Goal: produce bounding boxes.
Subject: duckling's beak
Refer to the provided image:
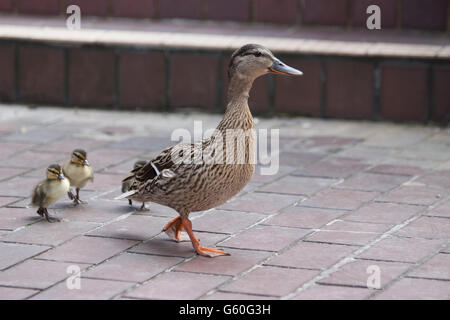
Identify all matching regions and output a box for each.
[58,173,65,180]
[83,159,89,166]
[269,58,303,76]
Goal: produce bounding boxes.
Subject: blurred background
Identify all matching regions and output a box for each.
[0,0,448,124]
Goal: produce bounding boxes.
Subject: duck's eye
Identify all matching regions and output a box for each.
[254,52,262,57]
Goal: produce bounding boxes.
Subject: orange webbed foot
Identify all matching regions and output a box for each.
[163,216,189,242]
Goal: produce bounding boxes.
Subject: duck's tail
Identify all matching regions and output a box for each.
[114,190,137,200]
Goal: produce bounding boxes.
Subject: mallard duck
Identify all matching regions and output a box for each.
[31,164,70,222]
[63,149,94,204]
[121,160,148,210]
[117,44,302,257]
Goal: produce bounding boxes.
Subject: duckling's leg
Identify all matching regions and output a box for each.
[138,202,150,211]
[42,208,60,223]
[181,217,229,257]
[68,191,75,201]
[74,188,87,204]
[163,216,189,242]
[128,199,133,206]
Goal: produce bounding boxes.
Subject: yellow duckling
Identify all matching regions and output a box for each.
[31,164,70,222]
[122,160,148,210]
[63,149,94,204]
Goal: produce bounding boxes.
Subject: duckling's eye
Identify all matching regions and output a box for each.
[254,52,262,57]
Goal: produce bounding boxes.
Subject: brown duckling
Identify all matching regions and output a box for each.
[31,164,70,222]
[121,160,148,210]
[63,149,94,204]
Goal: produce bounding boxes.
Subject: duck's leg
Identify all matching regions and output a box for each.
[163,216,189,242]
[181,217,229,257]
[138,202,150,211]
[43,208,60,223]
[128,199,133,206]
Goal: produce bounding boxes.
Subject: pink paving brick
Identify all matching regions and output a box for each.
[264,206,345,229]
[408,254,450,280]
[175,248,271,276]
[267,241,357,270]
[37,236,138,264]
[374,278,450,300]
[38,138,106,154]
[426,199,450,218]
[192,210,265,234]
[0,286,39,300]
[293,157,369,179]
[219,192,301,214]
[0,151,63,170]
[83,173,121,192]
[336,172,409,192]
[292,284,372,300]
[322,220,391,233]
[221,266,318,297]
[202,291,269,300]
[125,271,230,300]
[0,142,35,158]
[86,148,142,170]
[58,200,134,223]
[416,170,450,189]
[0,196,22,207]
[83,252,183,282]
[301,189,378,211]
[344,202,424,225]
[319,259,411,289]
[2,220,99,246]
[87,215,168,241]
[258,175,337,196]
[279,151,325,168]
[305,230,379,246]
[376,185,446,206]
[220,225,310,251]
[129,233,228,258]
[0,242,50,270]
[31,278,133,300]
[367,164,426,176]
[395,216,450,240]
[0,259,90,289]
[0,167,29,182]
[358,236,444,263]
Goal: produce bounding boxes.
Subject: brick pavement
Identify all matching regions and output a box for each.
[0,104,449,300]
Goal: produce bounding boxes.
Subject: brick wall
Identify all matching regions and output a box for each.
[0,41,448,124]
[0,0,449,32]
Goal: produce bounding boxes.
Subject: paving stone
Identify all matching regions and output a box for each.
[367,164,426,176]
[358,236,444,263]
[125,271,230,300]
[221,266,318,297]
[278,152,325,168]
[267,241,356,270]
[292,157,369,179]
[416,170,450,189]
[0,242,50,270]
[0,142,35,158]
[0,259,90,289]
[38,138,106,154]
[301,189,378,211]
[258,175,337,196]
[250,166,296,183]
[319,259,411,289]
[335,146,393,164]
[129,233,228,258]
[264,206,345,229]
[408,254,450,280]
[219,192,301,214]
[376,185,446,206]
[395,216,450,239]
[0,207,42,230]
[0,286,39,300]
[220,225,310,252]
[374,278,450,300]
[305,230,379,246]
[0,151,63,169]
[2,220,99,246]
[87,215,167,241]
[0,196,23,207]
[37,236,138,264]
[3,129,65,144]
[344,202,424,225]
[336,173,409,192]
[426,199,450,218]
[322,220,391,233]
[83,252,182,282]
[31,278,133,300]
[192,210,264,234]
[0,167,29,182]
[175,248,270,276]
[58,200,134,223]
[111,136,172,151]
[87,149,143,170]
[292,284,372,300]
[202,291,270,300]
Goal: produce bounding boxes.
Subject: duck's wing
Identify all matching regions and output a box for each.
[31,181,46,207]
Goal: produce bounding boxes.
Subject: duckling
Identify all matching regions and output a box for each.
[31,164,70,222]
[117,44,302,257]
[63,149,94,205]
[122,160,148,210]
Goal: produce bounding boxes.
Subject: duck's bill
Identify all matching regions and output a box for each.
[269,58,303,76]
[58,173,65,180]
[83,159,89,166]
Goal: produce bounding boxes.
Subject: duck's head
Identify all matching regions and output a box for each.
[71,148,89,166]
[47,164,65,180]
[228,44,303,79]
[133,160,147,170]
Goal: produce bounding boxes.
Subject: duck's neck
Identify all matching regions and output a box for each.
[218,74,255,131]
